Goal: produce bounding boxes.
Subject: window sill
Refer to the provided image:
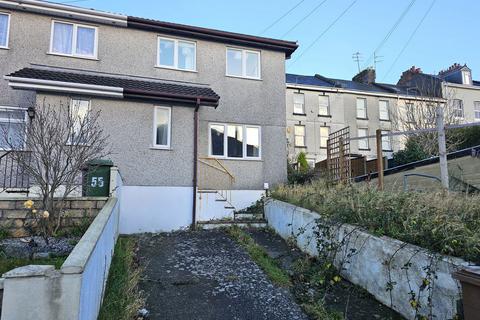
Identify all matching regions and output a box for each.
[47,52,99,61]
[155,65,198,73]
[358,148,371,151]
[382,149,393,152]
[294,146,307,149]
[293,113,306,116]
[318,114,332,118]
[208,156,262,162]
[225,74,262,81]
[379,119,391,122]
[0,46,10,50]
[150,146,172,151]
[356,117,369,121]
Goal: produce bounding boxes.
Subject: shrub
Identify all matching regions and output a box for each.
[392,138,429,167]
[272,181,480,264]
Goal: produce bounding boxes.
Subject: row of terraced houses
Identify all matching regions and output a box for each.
[0,0,478,232]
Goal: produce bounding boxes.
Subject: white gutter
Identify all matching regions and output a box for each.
[286,83,447,103]
[5,76,124,98]
[0,0,127,26]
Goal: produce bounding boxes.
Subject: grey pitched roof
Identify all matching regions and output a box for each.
[7,67,220,106]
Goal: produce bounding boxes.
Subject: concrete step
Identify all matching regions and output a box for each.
[197,219,267,230]
[234,213,264,220]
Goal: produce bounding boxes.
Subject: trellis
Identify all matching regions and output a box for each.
[326,127,351,183]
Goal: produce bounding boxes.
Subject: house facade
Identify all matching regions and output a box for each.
[286,69,423,165]
[0,0,297,232]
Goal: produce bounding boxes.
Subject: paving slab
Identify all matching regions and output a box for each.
[137,230,308,320]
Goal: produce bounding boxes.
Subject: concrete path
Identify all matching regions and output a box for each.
[137,230,308,320]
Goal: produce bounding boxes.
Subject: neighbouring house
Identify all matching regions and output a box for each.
[0,0,298,232]
[398,63,480,123]
[285,68,440,165]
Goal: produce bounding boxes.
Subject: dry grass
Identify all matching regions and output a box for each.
[272,181,480,263]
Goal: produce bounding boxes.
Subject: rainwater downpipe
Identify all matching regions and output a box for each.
[191,98,200,230]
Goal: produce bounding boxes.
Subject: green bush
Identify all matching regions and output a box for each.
[272,181,480,264]
[392,138,429,167]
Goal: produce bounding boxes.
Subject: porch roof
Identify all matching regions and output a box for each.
[5,67,220,107]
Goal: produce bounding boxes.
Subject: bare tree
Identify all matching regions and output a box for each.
[391,77,464,156]
[1,98,110,238]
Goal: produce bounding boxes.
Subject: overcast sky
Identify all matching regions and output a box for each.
[59,0,478,84]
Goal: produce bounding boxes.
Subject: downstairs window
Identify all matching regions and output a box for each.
[209,123,261,159]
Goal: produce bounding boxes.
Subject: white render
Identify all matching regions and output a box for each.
[265,199,472,320]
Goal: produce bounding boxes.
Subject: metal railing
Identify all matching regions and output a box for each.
[0,151,32,191]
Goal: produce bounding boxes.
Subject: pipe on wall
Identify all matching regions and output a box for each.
[191,99,200,230]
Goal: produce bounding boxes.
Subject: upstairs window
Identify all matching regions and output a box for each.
[356,98,367,119]
[475,101,480,120]
[358,128,369,150]
[452,99,464,118]
[294,125,305,147]
[153,106,171,149]
[226,48,260,79]
[293,93,305,114]
[157,37,196,71]
[0,13,10,48]
[379,100,390,121]
[0,107,26,150]
[209,123,261,159]
[50,21,97,58]
[462,70,471,85]
[406,103,415,123]
[318,95,330,116]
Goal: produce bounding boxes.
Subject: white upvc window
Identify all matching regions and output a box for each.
[294,125,305,147]
[318,95,330,116]
[382,130,392,151]
[452,99,464,118]
[69,99,90,145]
[462,71,471,85]
[474,101,480,121]
[293,93,305,114]
[358,128,369,150]
[356,98,367,119]
[379,100,390,121]
[226,47,261,79]
[50,21,98,58]
[0,13,10,49]
[319,126,330,148]
[153,106,172,149]
[209,123,261,159]
[157,37,196,71]
[0,106,27,150]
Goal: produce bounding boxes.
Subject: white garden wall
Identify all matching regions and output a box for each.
[265,199,472,320]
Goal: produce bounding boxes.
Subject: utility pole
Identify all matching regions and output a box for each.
[436,107,449,190]
[352,52,362,73]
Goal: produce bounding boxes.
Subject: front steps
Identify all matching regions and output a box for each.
[197,219,267,230]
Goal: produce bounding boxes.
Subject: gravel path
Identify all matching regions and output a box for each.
[137,230,308,320]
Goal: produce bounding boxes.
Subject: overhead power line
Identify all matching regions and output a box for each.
[260,0,306,35]
[382,0,437,81]
[363,0,417,69]
[281,0,329,38]
[288,0,358,68]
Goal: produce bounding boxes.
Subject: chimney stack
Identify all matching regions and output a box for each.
[397,66,422,86]
[352,68,376,85]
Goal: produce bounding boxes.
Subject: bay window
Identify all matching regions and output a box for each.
[0,13,10,48]
[50,21,97,58]
[209,123,261,159]
[157,37,196,71]
[226,48,260,79]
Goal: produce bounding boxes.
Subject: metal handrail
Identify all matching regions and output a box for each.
[403,173,442,191]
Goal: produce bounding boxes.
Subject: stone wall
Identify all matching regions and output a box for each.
[0,198,108,237]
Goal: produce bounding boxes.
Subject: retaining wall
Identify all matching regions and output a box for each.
[265,199,473,320]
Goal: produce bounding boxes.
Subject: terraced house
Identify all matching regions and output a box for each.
[0,0,298,232]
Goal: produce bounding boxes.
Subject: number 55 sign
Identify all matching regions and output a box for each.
[90,176,105,188]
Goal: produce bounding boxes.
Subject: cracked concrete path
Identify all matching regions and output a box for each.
[137,230,308,320]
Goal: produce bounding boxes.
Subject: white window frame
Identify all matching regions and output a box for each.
[226,47,261,80]
[462,71,471,85]
[49,20,98,59]
[319,126,330,149]
[356,98,367,119]
[0,106,27,151]
[0,12,10,49]
[208,123,262,160]
[152,106,172,149]
[294,125,306,148]
[381,130,392,151]
[379,100,390,121]
[452,99,464,118]
[156,36,197,72]
[318,94,330,116]
[293,92,305,115]
[358,128,369,150]
[474,101,480,121]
